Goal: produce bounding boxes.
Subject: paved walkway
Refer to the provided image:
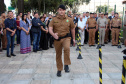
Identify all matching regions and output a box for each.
[0,43,125,84]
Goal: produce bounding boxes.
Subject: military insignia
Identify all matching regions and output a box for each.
[66,19,69,22]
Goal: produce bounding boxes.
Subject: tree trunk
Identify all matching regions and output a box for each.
[18,0,24,14]
[0,0,5,13]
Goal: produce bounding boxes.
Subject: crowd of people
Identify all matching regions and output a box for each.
[0,10,123,57]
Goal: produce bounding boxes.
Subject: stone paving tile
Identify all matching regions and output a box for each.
[89,73,110,79]
[7,80,31,84]
[10,74,33,80]
[20,64,37,69]
[35,69,50,74]
[107,73,122,79]
[33,74,51,80]
[30,80,50,84]
[17,69,34,74]
[3,64,21,69]
[0,69,18,74]
[51,79,73,84]
[0,74,12,84]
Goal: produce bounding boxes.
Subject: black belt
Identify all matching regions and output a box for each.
[55,33,71,41]
[88,27,96,29]
[112,26,120,29]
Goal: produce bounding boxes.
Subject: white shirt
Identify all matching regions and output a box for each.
[78,20,85,31]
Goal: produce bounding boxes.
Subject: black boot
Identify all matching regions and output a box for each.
[64,65,70,73]
[11,53,16,56]
[7,55,11,58]
[57,71,61,77]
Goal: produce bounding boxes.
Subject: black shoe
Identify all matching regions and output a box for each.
[11,53,16,56]
[33,50,37,52]
[3,48,7,50]
[89,45,91,47]
[7,55,11,58]
[112,45,115,46]
[85,42,87,44]
[37,49,42,51]
[57,71,61,77]
[64,65,70,73]
[50,46,54,48]
[104,42,108,44]
[92,45,96,47]
[102,44,105,46]
[0,49,2,52]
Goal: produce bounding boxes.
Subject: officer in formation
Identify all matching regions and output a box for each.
[97,12,108,46]
[110,13,122,46]
[49,5,75,77]
[86,13,98,47]
[104,13,111,44]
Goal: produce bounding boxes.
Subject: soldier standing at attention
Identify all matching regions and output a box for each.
[86,13,98,47]
[104,13,110,44]
[110,13,122,46]
[49,5,75,77]
[97,12,108,46]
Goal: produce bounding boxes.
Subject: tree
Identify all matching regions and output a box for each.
[0,0,6,13]
[96,5,114,14]
[11,0,91,14]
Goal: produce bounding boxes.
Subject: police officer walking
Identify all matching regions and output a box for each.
[49,5,75,77]
[86,13,98,47]
[110,13,122,46]
[97,12,108,46]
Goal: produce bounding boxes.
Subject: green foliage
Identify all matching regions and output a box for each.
[11,0,91,13]
[96,5,113,14]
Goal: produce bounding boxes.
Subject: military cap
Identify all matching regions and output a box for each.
[58,5,66,10]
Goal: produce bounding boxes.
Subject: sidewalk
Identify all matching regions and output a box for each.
[0,43,125,84]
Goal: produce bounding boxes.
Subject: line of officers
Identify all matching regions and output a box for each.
[74,12,121,47]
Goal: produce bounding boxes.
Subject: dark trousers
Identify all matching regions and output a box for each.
[0,38,1,48]
[30,30,33,44]
[6,34,15,55]
[33,31,41,51]
[70,31,73,46]
[48,33,54,47]
[108,29,111,42]
[84,29,88,43]
[49,36,54,47]
[16,29,21,44]
[95,30,98,43]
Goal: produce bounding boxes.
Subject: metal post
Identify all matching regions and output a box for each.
[121,56,126,84]
[97,30,100,49]
[107,0,109,12]
[100,0,101,13]
[77,32,83,59]
[94,0,95,12]
[99,45,102,84]
[118,28,122,48]
[76,30,80,51]
[114,5,116,13]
